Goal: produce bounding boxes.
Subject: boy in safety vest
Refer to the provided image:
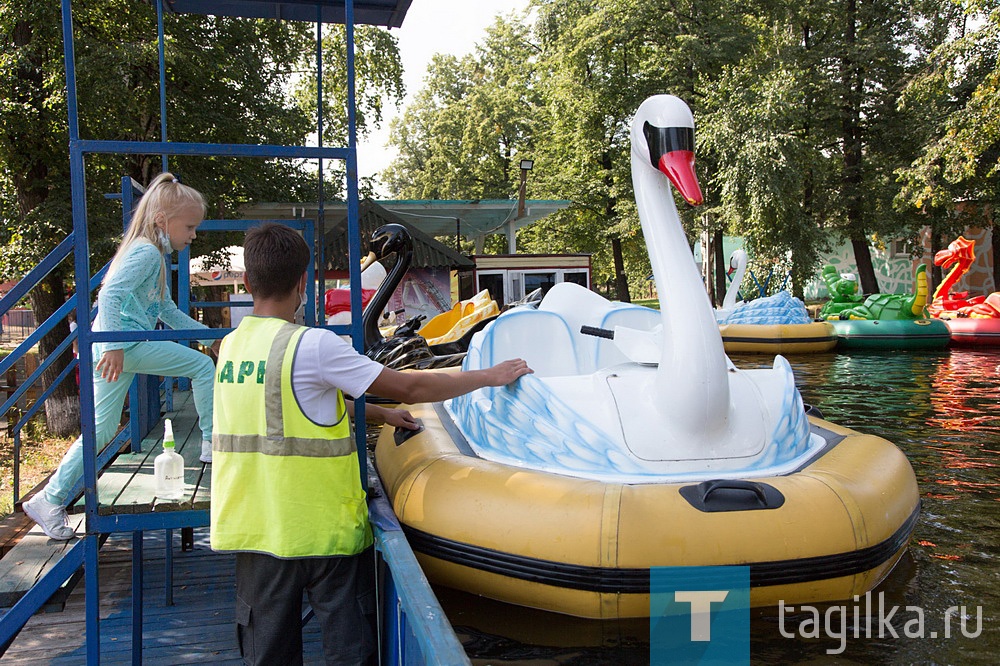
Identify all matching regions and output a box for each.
[211,223,531,665]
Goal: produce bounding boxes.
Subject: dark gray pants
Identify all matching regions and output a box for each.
[235,547,376,666]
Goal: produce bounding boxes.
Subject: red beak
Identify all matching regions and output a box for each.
[658,151,703,206]
[933,249,955,268]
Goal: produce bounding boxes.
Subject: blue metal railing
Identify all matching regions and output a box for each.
[0,237,110,508]
[369,474,471,665]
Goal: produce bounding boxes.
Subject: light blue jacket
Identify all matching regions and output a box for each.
[96,241,211,352]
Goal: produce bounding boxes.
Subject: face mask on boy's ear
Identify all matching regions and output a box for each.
[295,289,308,318]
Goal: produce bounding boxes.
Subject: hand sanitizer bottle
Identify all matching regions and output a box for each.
[154,419,185,500]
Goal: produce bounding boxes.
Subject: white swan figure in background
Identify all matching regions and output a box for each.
[450,95,816,481]
[716,249,748,322]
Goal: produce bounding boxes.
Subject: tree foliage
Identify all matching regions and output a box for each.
[897,1,1000,224]
[383,0,978,300]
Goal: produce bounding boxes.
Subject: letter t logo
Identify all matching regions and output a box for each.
[674,590,730,641]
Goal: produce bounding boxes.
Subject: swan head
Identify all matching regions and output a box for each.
[369,223,412,260]
[631,95,703,206]
[729,249,748,271]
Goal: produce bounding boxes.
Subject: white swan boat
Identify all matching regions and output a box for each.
[375,95,919,619]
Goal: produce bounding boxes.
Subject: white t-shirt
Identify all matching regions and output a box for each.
[290,328,384,425]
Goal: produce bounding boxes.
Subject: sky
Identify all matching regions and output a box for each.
[356,0,532,193]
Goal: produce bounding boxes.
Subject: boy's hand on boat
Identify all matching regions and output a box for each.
[97,349,125,382]
[490,359,533,385]
[383,408,420,430]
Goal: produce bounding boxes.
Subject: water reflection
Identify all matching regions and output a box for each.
[441,349,999,665]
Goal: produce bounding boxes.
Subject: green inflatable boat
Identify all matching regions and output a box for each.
[830,318,951,350]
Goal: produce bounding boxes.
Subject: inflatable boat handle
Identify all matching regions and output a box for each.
[580,325,615,339]
[679,479,786,512]
[393,419,424,446]
[702,479,768,504]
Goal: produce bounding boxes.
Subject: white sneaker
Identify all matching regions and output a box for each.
[23,493,76,541]
[200,439,213,464]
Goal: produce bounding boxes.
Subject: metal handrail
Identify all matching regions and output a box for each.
[0,235,76,317]
[0,265,106,378]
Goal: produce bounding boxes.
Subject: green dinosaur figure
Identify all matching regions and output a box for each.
[819,265,863,319]
[823,264,930,321]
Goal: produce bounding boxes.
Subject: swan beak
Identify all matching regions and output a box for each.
[658,151,703,206]
[360,251,378,271]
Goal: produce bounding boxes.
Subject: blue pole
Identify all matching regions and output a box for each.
[131,531,143,665]
[156,0,168,172]
[316,12,326,327]
[344,0,367,486]
[306,219,316,325]
[61,0,101,661]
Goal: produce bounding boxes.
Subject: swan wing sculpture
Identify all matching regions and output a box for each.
[449,95,816,482]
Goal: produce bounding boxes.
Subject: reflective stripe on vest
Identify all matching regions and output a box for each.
[210,316,372,558]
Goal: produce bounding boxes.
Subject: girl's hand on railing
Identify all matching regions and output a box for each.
[96,349,124,382]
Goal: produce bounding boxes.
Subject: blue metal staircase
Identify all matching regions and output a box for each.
[0,1,470,663]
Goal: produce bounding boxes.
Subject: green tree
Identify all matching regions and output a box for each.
[701,0,938,296]
[384,14,539,211]
[529,0,762,300]
[897,1,1000,287]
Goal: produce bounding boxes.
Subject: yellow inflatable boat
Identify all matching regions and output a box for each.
[373,96,918,621]
[420,289,500,346]
[719,321,838,354]
[376,403,918,619]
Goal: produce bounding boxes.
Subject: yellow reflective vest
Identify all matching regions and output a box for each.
[210,316,372,557]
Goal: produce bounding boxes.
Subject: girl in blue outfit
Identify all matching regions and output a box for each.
[24,173,218,540]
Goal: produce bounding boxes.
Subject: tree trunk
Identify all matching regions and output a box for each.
[790,247,806,300]
[930,230,942,295]
[28,272,80,438]
[611,236,630,302]
[842,0,877,294]
[713,228,726,306]
[851,238,880,295]
[992,226,999,293]
[600,148,630,303]
[9,16,80,438]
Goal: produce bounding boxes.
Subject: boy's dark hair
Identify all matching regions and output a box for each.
[244,223,310,298]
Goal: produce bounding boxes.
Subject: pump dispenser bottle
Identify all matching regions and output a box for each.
[154,419,185,500]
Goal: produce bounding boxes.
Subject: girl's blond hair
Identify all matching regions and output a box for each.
[105,172,206,298]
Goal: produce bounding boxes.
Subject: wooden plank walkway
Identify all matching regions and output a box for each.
[71,391,212,517]
[0,516,86,609]
[0,528,327,664]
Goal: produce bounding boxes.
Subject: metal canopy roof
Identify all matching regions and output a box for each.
[242,199,573,237]
[325,200,475,270]
[163,0,413,27]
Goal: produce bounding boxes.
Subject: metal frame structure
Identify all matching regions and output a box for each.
[0,1,469,663]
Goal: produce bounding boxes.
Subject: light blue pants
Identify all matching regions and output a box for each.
[44,341,215,506]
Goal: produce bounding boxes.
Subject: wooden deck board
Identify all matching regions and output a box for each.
[65,392,210,516]
[1,529,327,664]
[0,516,87,608]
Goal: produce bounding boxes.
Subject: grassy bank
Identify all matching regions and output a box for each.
[0,433,72,517]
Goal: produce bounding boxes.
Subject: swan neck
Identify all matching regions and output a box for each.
[362,246,412,349]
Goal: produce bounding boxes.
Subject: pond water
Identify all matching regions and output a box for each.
[438,348,999,665]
